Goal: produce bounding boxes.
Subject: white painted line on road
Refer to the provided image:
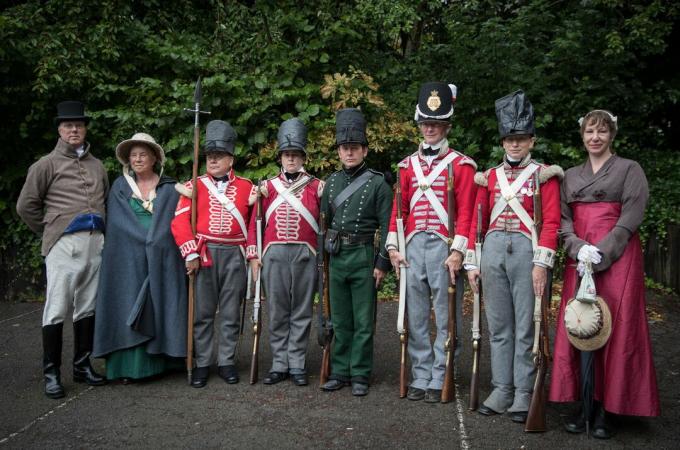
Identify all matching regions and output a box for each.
[455,383,471,450]
[0,386,93,445]
[0,307,42,325]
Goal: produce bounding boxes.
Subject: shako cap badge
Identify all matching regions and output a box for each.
[427,90,441,111]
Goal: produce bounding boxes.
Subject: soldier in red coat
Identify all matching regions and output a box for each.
[387,82,477,403]
[171,120,255,388]
[465,91,562,423]
[247,118,323,387]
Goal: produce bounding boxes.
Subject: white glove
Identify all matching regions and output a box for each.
[577,244,602,265]
[577,261,587,277]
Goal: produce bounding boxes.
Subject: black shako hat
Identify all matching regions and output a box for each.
[54,101,90,125]
[204,120,237,155]
[495,90,535,139]
[414,82,457,123]
[277,118,307,154]
[335,108,368,146]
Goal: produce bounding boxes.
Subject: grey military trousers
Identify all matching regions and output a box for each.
[406,232,464,391]
[194,243,247,368]
[262,244,316,374]
[480,231,536,413]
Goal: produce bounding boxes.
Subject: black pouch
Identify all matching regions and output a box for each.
[324,229,340,255]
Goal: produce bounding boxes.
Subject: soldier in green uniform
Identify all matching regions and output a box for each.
[320,108,393,397]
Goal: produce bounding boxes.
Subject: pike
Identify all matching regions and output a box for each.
[182,77,210,384]
[441,163,457,403]
[317,212,332,386]
[249,180,264,384]
[525,171,552,432]
[469,203,483,410]
[395,171,409,398]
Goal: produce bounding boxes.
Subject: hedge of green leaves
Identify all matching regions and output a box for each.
[1,0,678,298]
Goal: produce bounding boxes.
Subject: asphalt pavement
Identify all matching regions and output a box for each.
[1,290,677,449]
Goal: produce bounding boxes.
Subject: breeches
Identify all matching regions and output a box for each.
[43,231,104,326]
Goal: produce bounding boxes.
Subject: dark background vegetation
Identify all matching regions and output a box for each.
[1,0,678,299]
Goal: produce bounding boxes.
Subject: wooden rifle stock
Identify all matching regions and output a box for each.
[525,171,551,432]
[395,171,408,398]
[469,203,483,410]
[441,163,457,403]
[249,180,264,384]
[317,212,332,386]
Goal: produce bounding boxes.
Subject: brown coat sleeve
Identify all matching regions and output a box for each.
[16,158,53,234]
[560,172,589,261]
[594,160,648,272]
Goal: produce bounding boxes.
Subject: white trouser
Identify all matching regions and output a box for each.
[43,231,104,326]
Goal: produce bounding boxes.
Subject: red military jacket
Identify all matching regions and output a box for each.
[171,170,254,260]
[465,155,562,268]
[386,147,477,254]
[246,172,323,260]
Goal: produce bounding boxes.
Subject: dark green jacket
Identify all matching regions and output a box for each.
[321,163,393,272]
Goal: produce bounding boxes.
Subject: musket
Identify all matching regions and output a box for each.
[469,203,483,410]
[317,212,332,386]
[249,180,264,384]
[183,77,210,385]
[395,171,409,398]
[234,267,252,365]
[525,170,552,432]
[441,163,457,403]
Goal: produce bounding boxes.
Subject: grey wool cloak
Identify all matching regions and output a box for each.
[93,175,187,358]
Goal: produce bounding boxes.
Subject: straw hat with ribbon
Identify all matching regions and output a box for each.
[564,262,612,352]
[115,132,165,167]
[115,133,165,213]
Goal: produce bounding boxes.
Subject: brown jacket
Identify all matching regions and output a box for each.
[17,138,109,256]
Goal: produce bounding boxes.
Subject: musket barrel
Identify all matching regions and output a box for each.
[525,171,550,432]
[441,163,457,403]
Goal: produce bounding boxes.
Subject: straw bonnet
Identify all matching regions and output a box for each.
[564,295,612,352]
[115,132,165,166]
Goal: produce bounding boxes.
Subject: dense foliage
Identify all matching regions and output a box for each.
[1,0,678,298]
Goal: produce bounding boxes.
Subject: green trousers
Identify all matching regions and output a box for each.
[329,243,376,383]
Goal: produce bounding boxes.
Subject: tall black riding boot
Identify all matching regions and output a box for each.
[73,316,106,385]
[42,323,65,399]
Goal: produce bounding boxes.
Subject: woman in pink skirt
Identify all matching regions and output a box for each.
[549,110,660,439]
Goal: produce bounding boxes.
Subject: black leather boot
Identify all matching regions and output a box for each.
[73,316,106,386]
[564,407,587,434]
[592,403,612,439]
[43,323,65,399]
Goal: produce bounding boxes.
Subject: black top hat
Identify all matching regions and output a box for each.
[335,108,368,146]
[204,120,237,155]
[495,90,535,138]
[277,118,307,154]
[54,101,90,125]
[415,82,457,123]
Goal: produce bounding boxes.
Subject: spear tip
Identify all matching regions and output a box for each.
[194,77,202,103]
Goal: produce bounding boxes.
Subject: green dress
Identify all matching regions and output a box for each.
[105,198,182,380]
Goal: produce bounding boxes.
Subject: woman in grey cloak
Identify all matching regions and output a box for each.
[93,133,187,382]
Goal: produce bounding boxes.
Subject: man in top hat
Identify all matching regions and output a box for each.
[17,100,109,399]
[320,108,393,396]
[171,119,255,388]
[386,82,477,403]
[465,90,562,423]
[246,118,324,387]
